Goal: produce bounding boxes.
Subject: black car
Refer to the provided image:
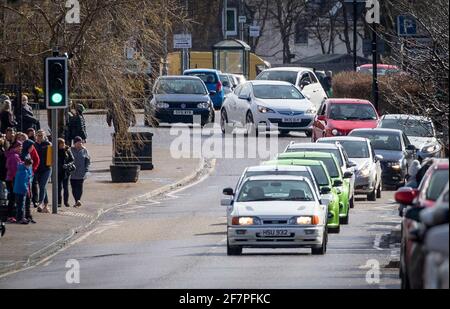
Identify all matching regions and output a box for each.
[349,128,417,188]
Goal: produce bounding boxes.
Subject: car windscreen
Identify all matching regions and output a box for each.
[220,74,231,86]
[256,71,298,85]
[156,79,207,95]
[244,171,314,188]
[237,180,315,202]
[253,85,305,100]
[185,72,218,85]
[339,141,370,159]
[310,158,340,178]
[350,131,402,151]
[287,148,343,166]
[329,104,378,121]
[426,170,450,201]
[308,165,330,187]
[381,119,434,138]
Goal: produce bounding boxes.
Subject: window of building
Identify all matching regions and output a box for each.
[295,22,309,45]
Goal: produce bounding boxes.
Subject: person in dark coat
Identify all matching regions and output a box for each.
[57,138,74,207]
[15,95,40,132]
[106,99,136,134]
[0,100,17,133]
[67,104,87,145]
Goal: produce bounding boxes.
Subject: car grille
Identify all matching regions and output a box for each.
[161,102,203,108]
[277,111,305,116]
[262,220,288,225]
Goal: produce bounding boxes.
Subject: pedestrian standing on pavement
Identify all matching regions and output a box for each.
[0,100,17,134]
[21,139,40,209]
[0,136,7,200]
[34,130,52,214]
[5,141,23,223]
[26,128,36,142]
[70,137,90,208]
[5,128,16,150]
[14,158,33,225]
[16,95,40,132]
[406,160,422,189]
[323,71,333,98]
[58,138,75,208]
[67,104,87,145]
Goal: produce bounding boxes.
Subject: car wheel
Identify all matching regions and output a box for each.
[245,112,257,137]
[350,195,355,209]
[279,130,290,137]
[220,111,232,135]
[227,239,242,256]
[312,229,328,255]
[329,225,340,234]
[367,187,377,201]
[340,214,349,225]
[376,181,382,199]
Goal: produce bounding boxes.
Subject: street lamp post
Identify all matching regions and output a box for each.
[353,0,358,71]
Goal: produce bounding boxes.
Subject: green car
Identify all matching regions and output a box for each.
[262,159,342,233]
[278,152,353,225]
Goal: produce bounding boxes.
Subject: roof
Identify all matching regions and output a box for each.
[351,128,404,135]
[381,114,432,122]
[160,75,202,80]
[184,69,221,74]
[213,39,251,50]
[278,152,336,159]
[262,67,313,73]
[249,80,294,86]
[243,175,309,182]
[326,98,373,105]
[263,159,324,167]
[318,137,368,143]
[246,165,310,172]
[288,143,339,150]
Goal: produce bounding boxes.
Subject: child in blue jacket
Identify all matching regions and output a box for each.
[14,158,33,225]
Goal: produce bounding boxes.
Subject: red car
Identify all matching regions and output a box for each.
[312,99,380,142]
[357,64,401,76]
[395,159,449,289]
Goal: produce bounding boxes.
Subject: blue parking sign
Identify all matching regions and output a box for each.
[397,15,417,36]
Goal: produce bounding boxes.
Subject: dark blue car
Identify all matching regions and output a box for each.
[183,69,225,109]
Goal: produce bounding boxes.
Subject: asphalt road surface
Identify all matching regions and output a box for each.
[0,116,401,289]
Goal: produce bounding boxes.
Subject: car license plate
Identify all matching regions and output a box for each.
[282,118,302,123]
[173,110,194,116]
[262,230,289,237]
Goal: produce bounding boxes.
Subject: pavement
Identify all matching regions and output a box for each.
[0,118,402,288]
[0,135,208,276]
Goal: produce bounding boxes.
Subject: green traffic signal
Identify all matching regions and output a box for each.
[51,93,63,104]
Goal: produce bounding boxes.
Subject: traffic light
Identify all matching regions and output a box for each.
[45,57,68,109]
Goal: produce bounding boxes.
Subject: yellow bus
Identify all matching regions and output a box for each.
[166,51,270,80]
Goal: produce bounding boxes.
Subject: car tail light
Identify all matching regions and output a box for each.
[216,81,222,93]
[395,187,419,205]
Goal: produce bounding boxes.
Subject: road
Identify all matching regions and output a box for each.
[0,115,401,289]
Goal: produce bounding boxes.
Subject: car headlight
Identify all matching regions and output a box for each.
[306,108,317,115]
[156,102,170,109]
[421,144,439,154]
[358,163,371,177]
[232,217,262,226]
[197,102,210,109]
[387,162,402,170]
[258,105,275,114]
[289,216,320,225]
[331,129,341,136]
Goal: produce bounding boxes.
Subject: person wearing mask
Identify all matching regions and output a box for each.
[0,100,17,133]
[14,158,33,225]
[58,138,75,208]
[34,130,52,213]
[67,104,87,145]
[70,137,90,208]
[5,141,23,223]
[21,138,40,210]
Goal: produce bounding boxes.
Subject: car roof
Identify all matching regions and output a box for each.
[326,98,373,105]
[351,128,403,135]
[318,137,368,143]
[381,114,432,122]
[249,80,295,86]
[244,175,310,182]
[263,159,324,167]
[288,142,340,150]
[159,75,202,80]
[262,67,313,73]
[279,152,336,159]
[246,165,310,172]
[184,69,221,74]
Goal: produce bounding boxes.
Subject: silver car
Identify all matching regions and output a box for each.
[222,175,328,256]
[317,137,383,201]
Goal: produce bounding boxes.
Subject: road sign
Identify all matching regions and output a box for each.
[174,34,192,49]
[397,15,417,37]
[238,16,247,23]
[45,57,68,109]
[249,26,260,38]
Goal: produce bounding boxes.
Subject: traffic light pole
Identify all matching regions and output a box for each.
[51,108,58,214]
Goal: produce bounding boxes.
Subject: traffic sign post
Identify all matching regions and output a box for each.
[174,34,192,72]
[45,55,68,214]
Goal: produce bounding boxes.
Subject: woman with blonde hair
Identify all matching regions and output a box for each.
[34,130,52,213]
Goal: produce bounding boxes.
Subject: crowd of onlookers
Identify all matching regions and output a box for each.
[0,94,91,225]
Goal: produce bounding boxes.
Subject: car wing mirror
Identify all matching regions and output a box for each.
[348,161,357,168]
[209,90,217,96]
[320,186,331,195]
[343,172,353,179]
[374,155,383,162]
[407,145,417,152]
[223,188,234,196]
[333,180,343,187]
[405,207,425,222]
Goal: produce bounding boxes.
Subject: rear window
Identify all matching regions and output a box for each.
[256,71,298,85]
[309,165,330,187]
[311,158,340,178]
[426,170,450,201]
[288,148,343,166]
[185,72,218,84]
